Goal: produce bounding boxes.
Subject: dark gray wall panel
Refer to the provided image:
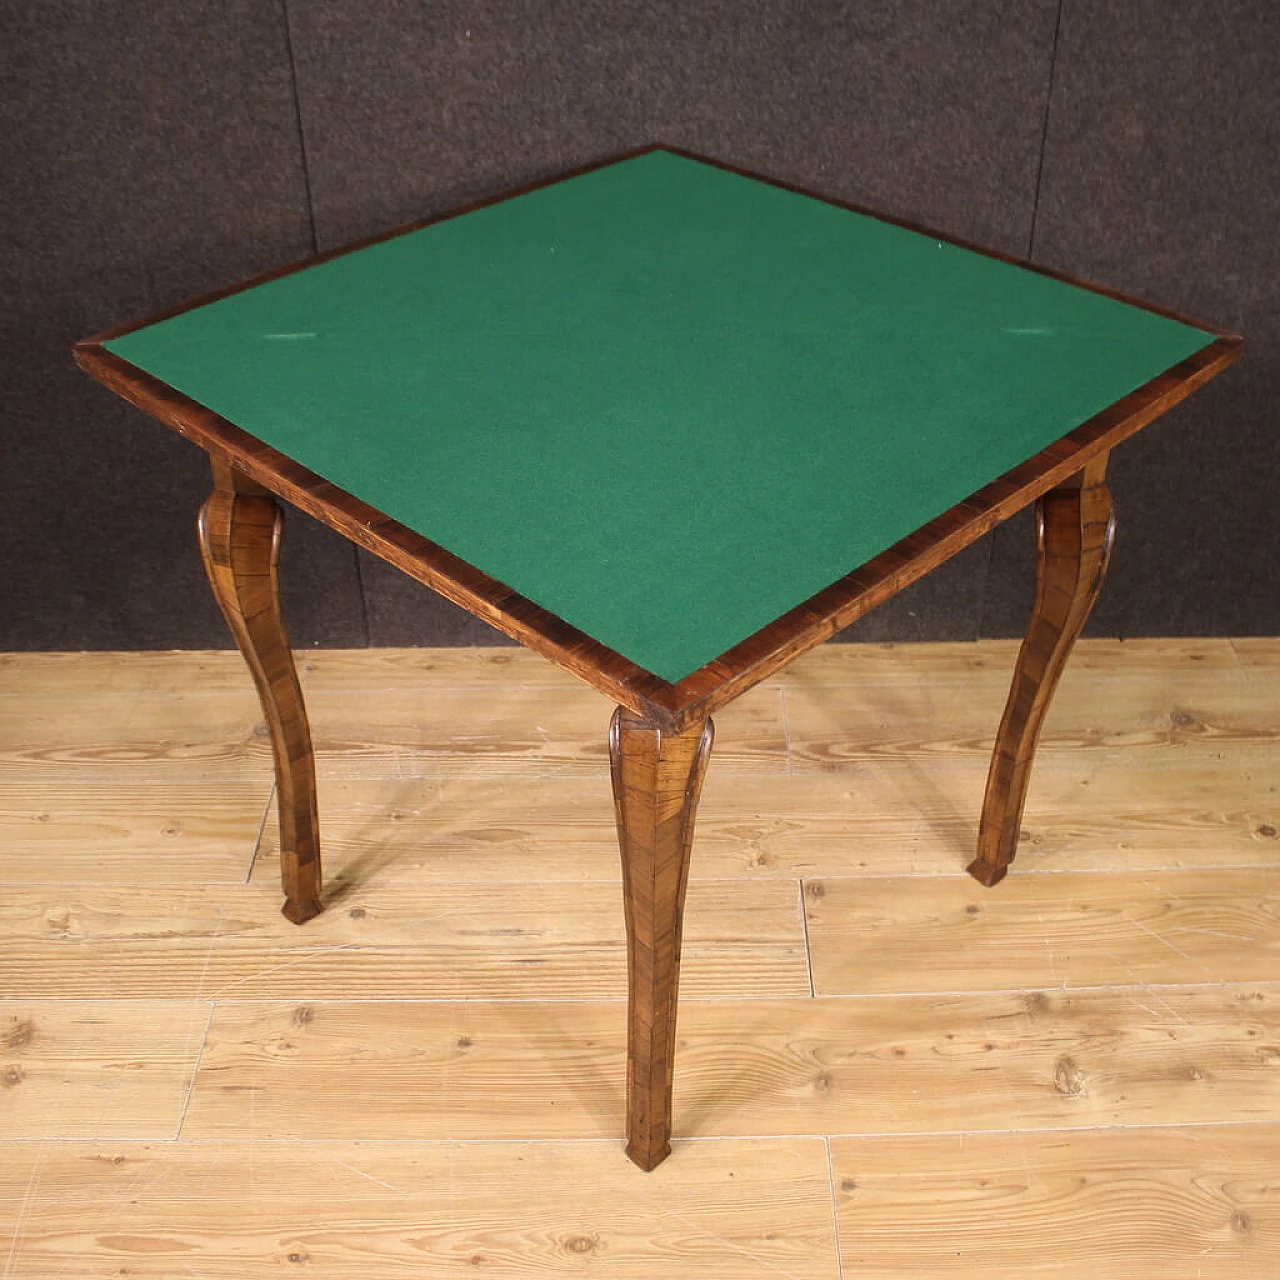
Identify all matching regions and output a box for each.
[275,512,371,652]
[356,550,516,647]
[355,525,996,649]
[3,341,368,651]
[838,538,995,643]
[986,0,1280,637]
[8,1,1266,650]
[289,0,1058,253]
[0,1,366,649]
[287,0,1059,645]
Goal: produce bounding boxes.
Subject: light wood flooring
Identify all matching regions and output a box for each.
[1,638,1277,1277]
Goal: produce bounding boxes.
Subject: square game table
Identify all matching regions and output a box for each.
[76,146,1241,1169]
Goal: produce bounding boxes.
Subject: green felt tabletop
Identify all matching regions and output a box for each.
[106,150,1214,684]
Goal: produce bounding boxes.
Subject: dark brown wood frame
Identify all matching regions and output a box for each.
[74,143,1243,734]
[75,146,1243,1169]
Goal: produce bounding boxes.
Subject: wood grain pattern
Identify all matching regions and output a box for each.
[1234,637,1280,681]
[0,779,269,882]
[782,658,1275,774]
[247,773,624,886]
[774,635,1244,685]
[294,636,1249,692]
[0,677,778,782]
[0,1138,838,1278]
[610,708,714,1169]
[0,648,263,695]
[294,681,782,780]
[246,761,1280,888]
[831,1125,1280,1278]
[805,868,1280,995]
[0,1001,210,1140]
[0,879,806,1001]
[1,642,1278,1272]
[967,766,1280,874]
[0,687,265,779]
[7,637,1265,774]
[671,985,1280,1137]
[971,453,1115,885]
[73,146,1243,731]
[198,458,322,924]
[182,984,1280,1141]
[0,635,1201,697]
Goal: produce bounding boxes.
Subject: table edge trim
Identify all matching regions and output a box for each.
[73,144,1245,729]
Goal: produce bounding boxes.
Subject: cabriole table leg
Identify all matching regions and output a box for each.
[969,452,1116,887]
[198,458,323,924]
[609,706,714,1170]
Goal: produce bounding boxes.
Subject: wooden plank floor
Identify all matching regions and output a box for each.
[0,639,1277,1277]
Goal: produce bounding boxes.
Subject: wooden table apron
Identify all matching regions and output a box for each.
[74,146,1243,1171]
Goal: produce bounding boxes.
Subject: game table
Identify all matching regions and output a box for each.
[75,146,1241,1170]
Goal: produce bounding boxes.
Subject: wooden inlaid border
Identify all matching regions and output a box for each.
[75,146,1243,731]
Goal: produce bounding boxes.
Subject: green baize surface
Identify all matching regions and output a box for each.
[107,150,1213,683]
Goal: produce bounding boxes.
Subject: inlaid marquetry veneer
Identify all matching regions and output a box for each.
[77,146,1242,1169]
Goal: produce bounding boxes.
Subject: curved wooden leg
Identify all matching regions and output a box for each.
[968,453,1115,887]
[609,707,713,1171]
[198,459,322,924]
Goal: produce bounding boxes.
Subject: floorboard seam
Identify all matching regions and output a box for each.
[173,1003,217,1140]
[245,783,274,884]
[799,879,817,998]
[823,1136,847,1280]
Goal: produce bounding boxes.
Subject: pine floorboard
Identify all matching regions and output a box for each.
[829,1124,1280,1277]
[180,985,1280,1141]
[0,1138,839,1277]
[1,639,1277,1277]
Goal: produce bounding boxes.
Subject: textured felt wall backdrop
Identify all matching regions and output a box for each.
[2,0,1275,649]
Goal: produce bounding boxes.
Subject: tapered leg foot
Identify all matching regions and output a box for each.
[967,855,1010,889]
[968,454,1115,886]
[609,707,713,1171]
[198,459,322,924]
[280,894,324,926]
